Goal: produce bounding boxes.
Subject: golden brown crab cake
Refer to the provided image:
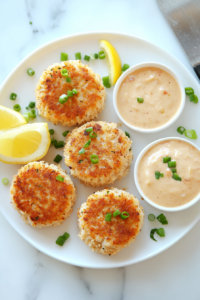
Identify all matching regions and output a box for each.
[35,60,106,127]
[77,188,144,255]
[10,161,76,228]
[64,121,133,187]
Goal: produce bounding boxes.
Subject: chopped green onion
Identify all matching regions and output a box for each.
[148,214,155,221]
[66,77,71,82]
[49,129,54,135]
[113,210,121,217]
[79,148,85,155]
[13,104,21,112]
[29,101,35,108]
[120,212,129,220]
[150,228,157,241]
[172,173,181,181]
[107,191,109,194]
[85,127,93,132]
[83,139,91,148]
[30,109,36,119]
[29,21,32,25]
[72,89,78,95]
[56,232,70,246]
[23,113,30,122]
[122,64,130,72]
[184,129,198,140]
[60,52,68,61]
[157,213,168,225]
[26,106,29,110]
[155,171,160,180]
[67,90,73,97]
[160,173,164,177]
[137,97,144,103]
[10,93,17,100]
[90,154,99,164]
[54,154,62,163]
[177,126,186,135]
[61,69,69,77]
[156,228,165,237]
[185,87,194,95]
[171,168,177,173]
[168,161,176,168]
[99,50,105,59]
[84,55,90,61]
[54,141,65,149]
[89,132,97,139]
[102,76,111,88]
[2,178,9,185]
[125,131,130,138]
[79,160,83,163]
[51,137,57,146]
[62,130,69,137]
[90,53,95,60]
[189,94,194,102]
[193,94,198,103]
[27,68,35,76]
[59,94,68,104]
[105,213,112,221]
[56,175,64,182]
[75,52,81,60]
[163,156,171,163]
[94,53,98,59]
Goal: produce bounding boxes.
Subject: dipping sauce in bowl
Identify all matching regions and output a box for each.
[134,138,200,211]
[113,62,185,133]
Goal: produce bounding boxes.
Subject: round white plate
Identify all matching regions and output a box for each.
[0,32,200,269]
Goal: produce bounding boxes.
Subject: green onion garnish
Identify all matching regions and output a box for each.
[137,97,144,103]
[99,50,105,59]
[113,210,121,217]
[60,52,68,61]
[172,173,181,181]
[67,90,73,97]
[102,76,111,88]
[171,168,177,173]
[23,113,30,123]
[125,131,130,138]
[13,104,21,112]
[59,94,68,104]
[51,137,57,146]
[156,228,165,237]
[54,141,65,149]
[54,155,62,163]
[155,171,160,180]
[193,94,198,103]
[30,109,36,119]
[94,53,98,59]
[49,129,54,135]
[105,213,112,221]
[120,212,129,220]
[89,132,97,139]
[83,139,91,148]
[157,213,168,225]
[56,232,70,246]
[66,77,71,82]
[56,175,64,182]
[79,160,83,163]
[189,94,194,102]
[26,106,29,110]
[62,130,69,137]
[29,101,35,108]
[85,127,93,132]
[75,52,81,60]
[184,129,198,140]
[29,21,32,25]
[148,214,155,221]
[61,69,69,77]
[90,154,99,164]
[84,55,90,61]
[10,93,17,100]
[163,156,171,163]
[177,126,186,135]
[2,178,9,185]
[27,68,35,76]
[185,87,194,95]
[90,54,95,60]
[107,191,109,194]
[168,161,176,168]
[160,173,164,177]
[72,89,78,95]
[122,64,130,72]
[150,228,157,241]
[79,148,85,155]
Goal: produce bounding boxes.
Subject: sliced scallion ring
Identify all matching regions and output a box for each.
[148,214,155,221]
[177,126,186,135]
[90,154,99,164]
[120,212,129,220]
[89,132,97,139]
[184,129,198,140]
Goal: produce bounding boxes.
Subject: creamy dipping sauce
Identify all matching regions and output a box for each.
[138,140,200,207]
[117,67,181,129]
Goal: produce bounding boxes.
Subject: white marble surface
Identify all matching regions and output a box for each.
[1,0,200,299]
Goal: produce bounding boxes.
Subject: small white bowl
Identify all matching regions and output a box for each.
[113,62,185,133]
[134,137,200,212]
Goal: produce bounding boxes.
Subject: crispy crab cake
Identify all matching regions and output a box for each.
[64,121,133,187]
[35,60,106,127]
[77,188,144,255]
[10,161,76,228]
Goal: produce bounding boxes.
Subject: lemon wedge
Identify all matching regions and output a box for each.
[99,40,121,85]
[0,105,27,130]
[0,123,51,164]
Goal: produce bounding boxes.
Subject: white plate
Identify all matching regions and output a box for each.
[0,32,200,269]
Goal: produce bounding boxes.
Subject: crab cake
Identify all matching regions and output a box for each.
[64,121,133,187]
[10,161,76,228]
[35,61,106,127]
[77,188,144,255]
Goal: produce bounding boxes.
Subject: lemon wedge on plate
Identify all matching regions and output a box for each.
[99,40,121,85]
[0,105,27,130]
[0,123,51,164]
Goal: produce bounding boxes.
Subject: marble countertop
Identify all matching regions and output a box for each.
[1,0,200,299]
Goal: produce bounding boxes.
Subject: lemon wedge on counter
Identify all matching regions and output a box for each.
[0,123,51,164]
[99,40,121,85]
[0,105,27,130]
